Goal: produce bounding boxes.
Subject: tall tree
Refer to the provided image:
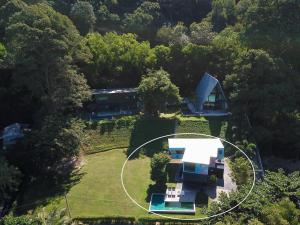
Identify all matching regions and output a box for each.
[96,4,120,31]
[224,49,298,121]
[0,0,26,38]
[189,21,216,45]
[224,49,300,157]
[0,42,6,67]
[150,152,170,184]
[239,0,300,70]
[158,0,211,25]
[85,32,156,87]
[261,198,300,225]
[122,1,160,39]
[0,157,22,203]
[156,22,190,46]
[70,1,96,35]
[5,3,91,116]
[6,115,86,177]
[209,170,300,224]
[230,157,251,186]
[138,69,181,117]
[211,0,237,32]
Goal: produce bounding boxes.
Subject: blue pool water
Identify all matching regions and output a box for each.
[149,194,194,212]
[150,194,165,210]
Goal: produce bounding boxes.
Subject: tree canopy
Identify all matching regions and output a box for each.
[8,116,86,177]
[150,152,170,184]
[85,32,156,87]
[70,1,96,35]
[5,3,91,115]
[0,157,22,203]
[138,69,181,117]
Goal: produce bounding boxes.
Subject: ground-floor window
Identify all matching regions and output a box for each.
[184,163,195,173]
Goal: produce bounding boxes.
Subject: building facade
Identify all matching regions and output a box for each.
[168,138,225,183]
[87,88,140,119]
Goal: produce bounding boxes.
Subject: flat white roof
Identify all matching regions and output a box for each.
[168,138,224,165]
[92,88,137,95]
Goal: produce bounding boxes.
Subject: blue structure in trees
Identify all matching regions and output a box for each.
[186,73,229,115]
[1,123,30,150]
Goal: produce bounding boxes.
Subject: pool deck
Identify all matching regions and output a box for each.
[165,183,196,203]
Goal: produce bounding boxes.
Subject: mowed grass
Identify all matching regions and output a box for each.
[176,117,228,139]
[82,117,176,154]
[66,150,205,219]
[66,150,152,217]
[83,127,133,153]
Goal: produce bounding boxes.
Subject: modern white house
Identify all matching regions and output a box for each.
[168,138,225,182]
[149,138,225,214]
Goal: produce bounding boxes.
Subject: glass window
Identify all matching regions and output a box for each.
[176,150,184,154]
[184,163,195,172]
[207,94,216,102]
[95,96,109,101]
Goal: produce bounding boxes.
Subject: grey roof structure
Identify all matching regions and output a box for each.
[92,88,137,95]
[184,73,229,116]
[195,73,228,111]
[1,123,29,149]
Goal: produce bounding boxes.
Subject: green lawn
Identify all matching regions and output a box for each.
[16,116,229,219]
[176,116,228,138]
[66,150,151,217]
[65,150,206,219]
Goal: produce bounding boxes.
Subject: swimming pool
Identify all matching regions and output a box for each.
[149,194,195,214]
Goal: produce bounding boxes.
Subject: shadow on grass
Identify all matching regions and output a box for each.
[145,183,167,203]
[15,166,85,215]
[206,117,223,137]
[99,122,115,135]
[127,117,176,159]
[166,163,182,183]
[195,192,209,208]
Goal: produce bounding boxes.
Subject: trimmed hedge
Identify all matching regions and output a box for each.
[73,216,136,225]
[74,217,201,225]
[138,217,199,225]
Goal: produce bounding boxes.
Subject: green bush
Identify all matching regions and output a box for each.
[195,192,208,207]
[138,217,199,225]
[230,157,252,186]
[208,175,217,185]
[150,152,170,184]
[0,215,38,225]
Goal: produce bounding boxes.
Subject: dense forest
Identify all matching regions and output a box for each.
[0,0,300,224]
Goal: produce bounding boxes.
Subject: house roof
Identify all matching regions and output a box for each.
[1,123,30,146]
[92,88,137,95]
[195,73,227,110]
[168,138,224,165]
[2,123,23,138]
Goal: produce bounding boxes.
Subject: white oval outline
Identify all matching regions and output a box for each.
[120,133,256,221]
